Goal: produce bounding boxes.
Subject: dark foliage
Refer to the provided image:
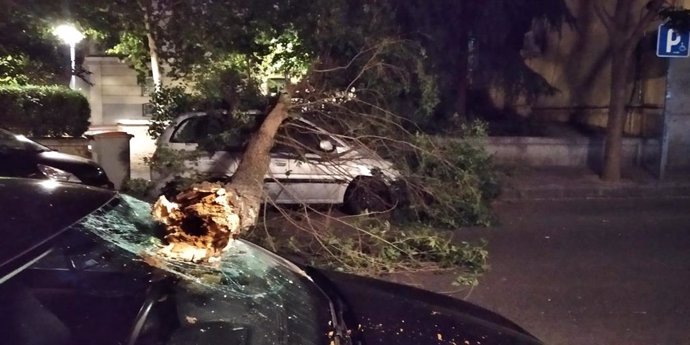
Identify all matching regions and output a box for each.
[661,7,690,31]
[0,86,90,137]
[392,0,574,125]
[0,0,68,85]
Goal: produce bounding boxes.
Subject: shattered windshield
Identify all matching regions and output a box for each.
[0,194,331,345]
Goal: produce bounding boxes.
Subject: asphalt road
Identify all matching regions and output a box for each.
[454,198,690,345]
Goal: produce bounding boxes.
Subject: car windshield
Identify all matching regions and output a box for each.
[0,194,331,345]
[0,128,51,152]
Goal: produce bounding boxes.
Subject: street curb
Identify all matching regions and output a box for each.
[499,184,690,200]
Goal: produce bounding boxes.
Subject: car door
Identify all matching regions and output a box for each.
[166,115,231,177]
[274,121,349,204]
[167,114,287,201]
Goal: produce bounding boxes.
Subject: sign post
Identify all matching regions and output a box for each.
[658,23,690,179]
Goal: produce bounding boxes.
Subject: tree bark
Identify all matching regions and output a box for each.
[142,0,161,88]
[596,0,662,182]
[455,49,469,121]
[225,93,292,229]
[152,94,291,262]
[146,31,161,88]
[602,46,632,182]
[455,29,470,122]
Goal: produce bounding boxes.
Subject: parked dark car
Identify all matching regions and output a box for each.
[0,128,113,188]
[0,177,542,345]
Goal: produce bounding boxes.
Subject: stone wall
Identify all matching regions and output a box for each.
[508,0,667,137]
[437,135,659,169]
[81,57,150,126]
[34,138,92,159]
[662,53,690,171]
[483,136,659,169]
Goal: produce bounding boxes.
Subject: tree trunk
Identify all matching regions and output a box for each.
[601,47,632,182]
[451,22,471,126]
[142,0,161,88]
[594,0,662,182]
[146,31,161,88]
[225,93,292,228]
[151,94,292,262]
[455,57,469,122]
[455,30,470,122]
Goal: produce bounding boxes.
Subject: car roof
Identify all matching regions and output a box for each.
[0,178,116,274]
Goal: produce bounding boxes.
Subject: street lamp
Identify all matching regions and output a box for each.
[53,24,84,90]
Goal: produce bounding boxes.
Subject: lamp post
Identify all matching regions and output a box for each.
[53,24,84,90]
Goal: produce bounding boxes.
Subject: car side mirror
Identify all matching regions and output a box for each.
[319,140,335,152]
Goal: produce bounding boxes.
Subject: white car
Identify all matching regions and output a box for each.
[150,112,400,213]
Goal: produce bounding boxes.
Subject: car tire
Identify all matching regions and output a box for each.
[343,176,393,214]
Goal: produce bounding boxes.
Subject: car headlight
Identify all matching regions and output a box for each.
[37,164,82,183]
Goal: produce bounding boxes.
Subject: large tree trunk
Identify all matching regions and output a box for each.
[455,50,469,122]
[146,31,161,88]
[448,1,472,125]
[454,29,470,122]
[152,94,292,262]
[602,47,632,182]
[594,0,662,182]
[225,93,292,228]
[142,0,161,88]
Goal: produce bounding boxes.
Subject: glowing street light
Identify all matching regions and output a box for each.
[53,24,84,90]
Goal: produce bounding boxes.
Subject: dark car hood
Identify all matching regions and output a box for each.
[35,150,100,171]
[0,148,94,165]
[36,150,94,165]
[0,178,115,278]
[0,149,113,187]
[311,269,542,345]
[35,151,112,187]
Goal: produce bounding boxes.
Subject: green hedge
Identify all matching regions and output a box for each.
[0,86,90,137]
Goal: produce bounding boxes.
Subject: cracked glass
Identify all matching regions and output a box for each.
[0,194,331,345]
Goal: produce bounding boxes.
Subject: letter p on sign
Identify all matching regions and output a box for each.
[667,29,682,52]
[657,23,690,58]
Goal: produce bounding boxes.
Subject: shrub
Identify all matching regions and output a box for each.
[0,85,90,137]
[147,86,195,140]
[121,178,155,202]
[248,215,489,286]
[396,121,500,228]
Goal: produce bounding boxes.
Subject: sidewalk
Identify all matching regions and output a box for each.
[498,166,690,200]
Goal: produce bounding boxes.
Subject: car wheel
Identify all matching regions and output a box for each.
[343,176,393,214]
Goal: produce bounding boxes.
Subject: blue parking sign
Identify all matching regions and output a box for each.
[657,23,690,58]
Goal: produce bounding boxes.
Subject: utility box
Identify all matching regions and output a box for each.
[90,132,133,190]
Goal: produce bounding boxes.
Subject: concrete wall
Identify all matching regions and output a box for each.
[34,138,91,159]
[82,57,150,125]
[79,57,160,180]
[483,136,659,168]
[514,0,668,137]
[81,56,185,126]
[662,54,690,170]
